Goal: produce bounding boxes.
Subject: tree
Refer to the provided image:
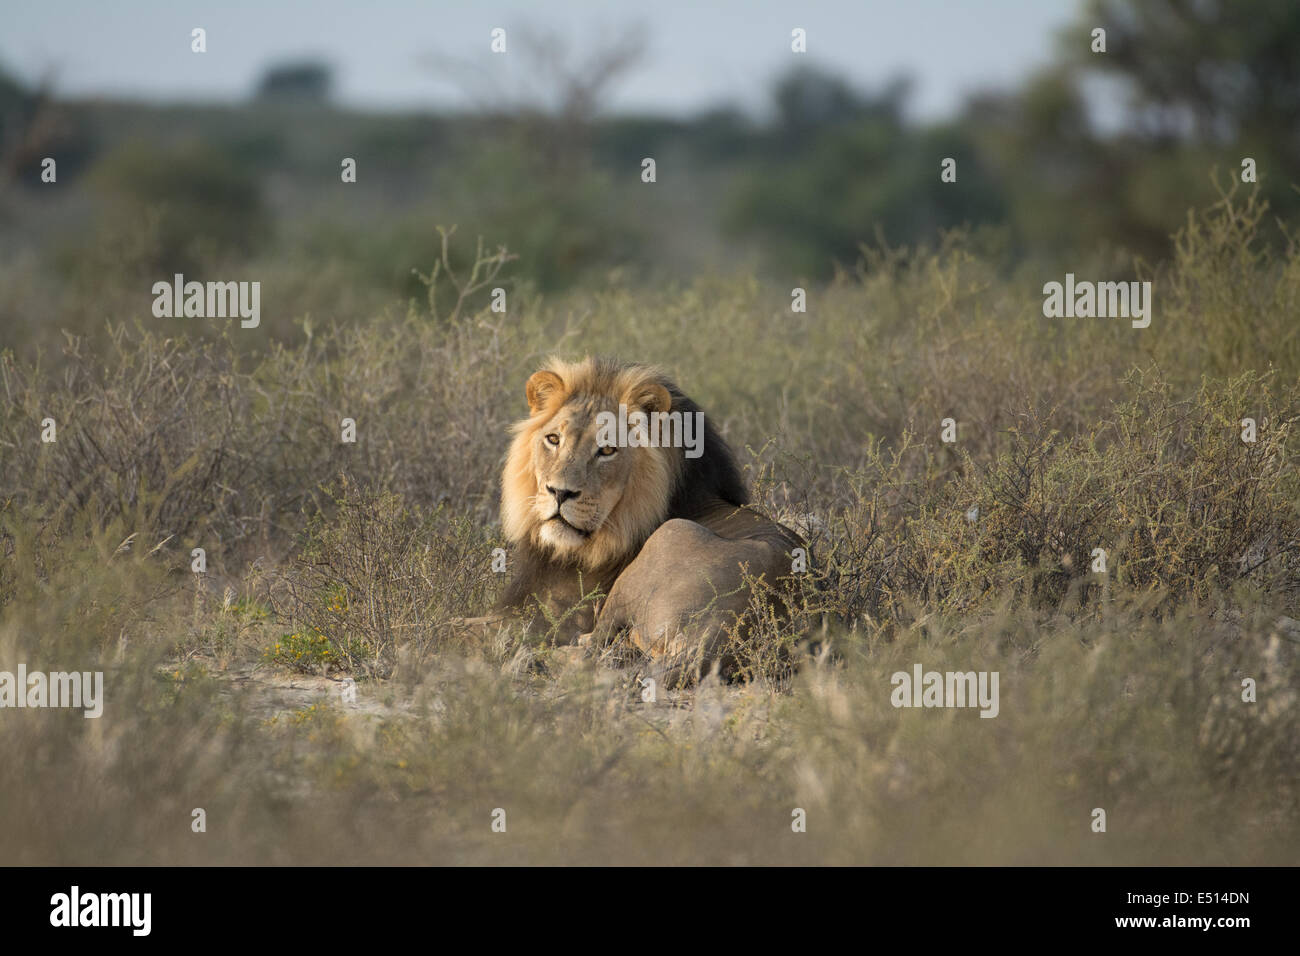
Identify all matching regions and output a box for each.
[255,61,333,104]
[1074,0,1300,156]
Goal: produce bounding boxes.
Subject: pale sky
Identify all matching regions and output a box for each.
[2,0,1081,119]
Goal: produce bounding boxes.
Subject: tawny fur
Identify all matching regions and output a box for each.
[496,356,802,681]
[501,357,683,570]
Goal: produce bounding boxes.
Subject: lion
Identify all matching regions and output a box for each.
[493,356,805,683]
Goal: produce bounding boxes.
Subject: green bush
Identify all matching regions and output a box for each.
[91,139,270,259]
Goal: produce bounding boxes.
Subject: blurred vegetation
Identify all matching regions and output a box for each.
[2,0,1299,346]
[80,139,273,275]
[1,189,1298,862]
[723,69,1010,275]
[255,60,333,104]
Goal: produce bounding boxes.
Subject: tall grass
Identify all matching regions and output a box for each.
[0,190,1296,863]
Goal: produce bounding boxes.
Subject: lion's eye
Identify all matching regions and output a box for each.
[596,445,617,458]
[544,433,560,447]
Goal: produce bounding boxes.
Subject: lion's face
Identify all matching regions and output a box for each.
[502,359,680,569]
[530,395,638,550]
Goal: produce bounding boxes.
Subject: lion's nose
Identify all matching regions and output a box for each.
[546,485,581,505]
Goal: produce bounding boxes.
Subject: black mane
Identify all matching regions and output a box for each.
[659,379,750,519]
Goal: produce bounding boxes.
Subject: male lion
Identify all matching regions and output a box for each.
[494,356,804,682]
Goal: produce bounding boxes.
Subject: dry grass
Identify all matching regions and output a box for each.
[0,189,1297,864]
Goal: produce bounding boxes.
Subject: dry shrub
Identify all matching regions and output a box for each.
[258,476,499,678]
[0,327,259,550]
[1,198,1298,864]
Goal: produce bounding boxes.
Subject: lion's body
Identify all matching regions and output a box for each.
[495,356,803,680]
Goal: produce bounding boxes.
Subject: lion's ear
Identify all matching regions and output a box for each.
[525,369,565,415]
[626,382,671,415]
